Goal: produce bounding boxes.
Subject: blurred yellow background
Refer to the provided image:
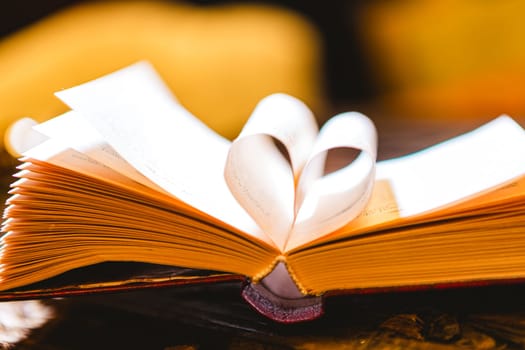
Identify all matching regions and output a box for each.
[358,0,525,121]
[0,0,325,148]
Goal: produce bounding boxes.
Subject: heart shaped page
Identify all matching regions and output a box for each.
[225,94,377,251]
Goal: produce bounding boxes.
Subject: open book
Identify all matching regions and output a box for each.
[1,62,524,323]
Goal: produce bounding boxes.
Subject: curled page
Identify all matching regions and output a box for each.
[4,117,48,157]
[54,61,268,246]
[224,95,377,252]
[224,94,318,250]
[289,112,377,250]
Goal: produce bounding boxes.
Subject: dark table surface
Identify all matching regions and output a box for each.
[2,112,525,350]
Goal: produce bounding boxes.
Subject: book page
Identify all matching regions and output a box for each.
[224,94,319,250]
[53,61,268,246]
[292,112,377,233]
[22,139,150,192]
[224,96,377,252]
[285,112,378,251]
[4,117,48,156]
[375,115,525,218]
[287,115,525,251]
[34,111,165,192]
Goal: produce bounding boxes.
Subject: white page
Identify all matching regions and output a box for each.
[232,93,319,175]
[34,111,165,192]
[223,96,378,251]
[291,112,377,245]
[224,94,318,250]
[5,117,48,156]
[23,139,148,191]
[54,61,268,246]
[376,115,525,217]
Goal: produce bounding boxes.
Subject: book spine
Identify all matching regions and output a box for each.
[241,281,323,323]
